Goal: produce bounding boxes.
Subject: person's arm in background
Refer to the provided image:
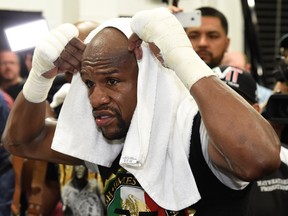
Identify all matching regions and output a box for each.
[2,24,85,165]
[128,8,281,181]
[168,5,183,14]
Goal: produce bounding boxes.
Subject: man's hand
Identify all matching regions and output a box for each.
[54,37,86,75]
[23,23,79,103]
[168,5,183,14]
[32,23,79,77]
[129,7,215,90]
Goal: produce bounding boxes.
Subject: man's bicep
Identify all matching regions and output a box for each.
[200,122,249,189]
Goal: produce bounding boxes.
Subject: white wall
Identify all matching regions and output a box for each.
[0,0,243,51]
[0,0,63,29]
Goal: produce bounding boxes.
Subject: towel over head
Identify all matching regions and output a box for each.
[52,17,201,211]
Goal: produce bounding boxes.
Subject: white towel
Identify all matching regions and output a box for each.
[52,17,200,211]
[50,83,71,109]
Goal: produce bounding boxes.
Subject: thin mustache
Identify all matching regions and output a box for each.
[197,49,211,55]
[92,105,120,116]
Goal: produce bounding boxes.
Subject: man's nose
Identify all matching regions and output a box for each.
[89,86,111,108]
[198,35,208,47]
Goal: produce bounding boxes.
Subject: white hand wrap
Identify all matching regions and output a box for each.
[130,7,216,89]
[23,23,79,103]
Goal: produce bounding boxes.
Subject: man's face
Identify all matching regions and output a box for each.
[81,28,138,140]
[185,16,230,68]
[74,165,87,179]
[0,51,20,82]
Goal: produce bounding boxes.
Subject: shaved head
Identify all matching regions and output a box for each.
[74,20,100,41]
[83,27,136,68]
[80,27,138,140]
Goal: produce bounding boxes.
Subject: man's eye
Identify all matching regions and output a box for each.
[187,34,198,40]
[85,80,95,88]
[208,34,220,39]
[107,78,119,86]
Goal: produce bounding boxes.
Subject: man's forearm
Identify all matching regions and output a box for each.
[3,92,47,145]
[191,76,281,181]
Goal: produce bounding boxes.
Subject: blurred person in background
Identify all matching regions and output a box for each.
[0,89,14,216]
[0,50,25,100]
[184,6,230,69]
[220,50,272,107]
[171,6,272,105]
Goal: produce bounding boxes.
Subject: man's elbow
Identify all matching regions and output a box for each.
[240,143,281,181]
[1,128,12,150]
[1,132,21,156]
[1,125,32,158]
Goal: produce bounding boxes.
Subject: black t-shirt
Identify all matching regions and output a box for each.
[246,144,288,216]
[6,79,25,100]
[189,113,251,216]
[98,113,251,215]
[98,154,188,215]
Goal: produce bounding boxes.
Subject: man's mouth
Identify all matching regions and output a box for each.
[197,51,211,59]
[93,111,115,127]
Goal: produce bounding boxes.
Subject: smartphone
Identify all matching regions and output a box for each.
[174,10,201,28]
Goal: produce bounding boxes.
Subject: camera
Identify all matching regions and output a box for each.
[272,56,288,82]
[262,93,288,124]
[262,93,288,144]
[266,54,288,122]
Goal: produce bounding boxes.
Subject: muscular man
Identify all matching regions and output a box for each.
[2,8,280,215]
